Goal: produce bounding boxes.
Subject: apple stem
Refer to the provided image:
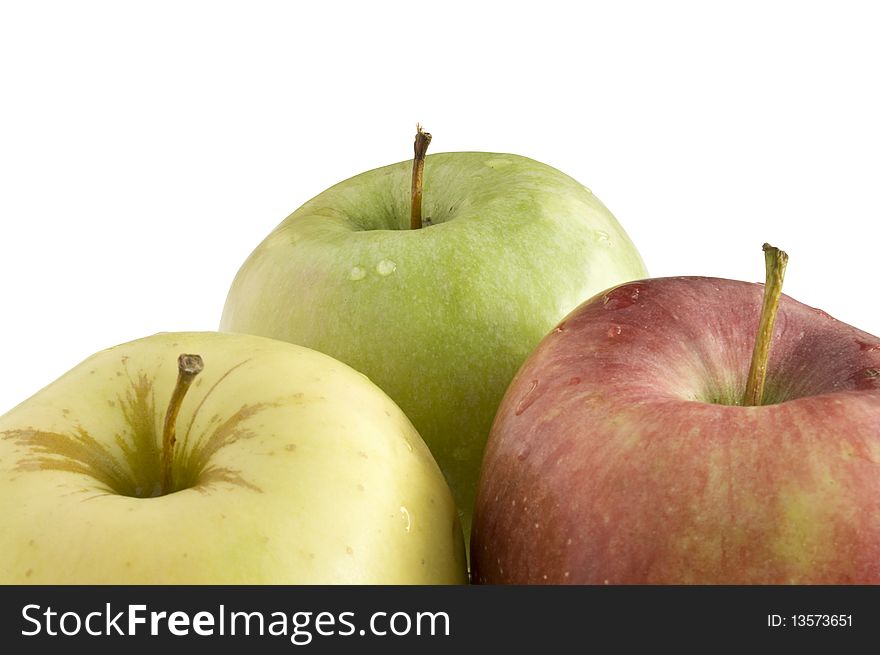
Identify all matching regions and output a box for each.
[742,243,789,406]
[161,354,204,494]
[410,124,432,230]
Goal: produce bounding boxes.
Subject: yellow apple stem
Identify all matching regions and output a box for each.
[410,124,432,230]
[742,243,789,406]
[161,354,204,494]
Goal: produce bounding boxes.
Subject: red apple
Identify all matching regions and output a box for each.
[471,273,880,584]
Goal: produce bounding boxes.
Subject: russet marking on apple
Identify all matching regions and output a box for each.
[1,358,275,498]
[179,358,252,452]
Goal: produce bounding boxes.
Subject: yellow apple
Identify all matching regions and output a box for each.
[0,332,466,584]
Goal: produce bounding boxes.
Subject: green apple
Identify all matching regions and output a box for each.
[0,331,466,583]
[220,134,647,538]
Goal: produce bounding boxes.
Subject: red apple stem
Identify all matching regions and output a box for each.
[742,244,789,406]
[410,124,432,230]
[161,354,204,494]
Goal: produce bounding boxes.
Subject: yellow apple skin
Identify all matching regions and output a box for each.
[0,332,466,584]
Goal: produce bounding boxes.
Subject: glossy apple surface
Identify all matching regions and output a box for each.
[0,332,466,583]
[472,277,880,583]
[220,152,647,537]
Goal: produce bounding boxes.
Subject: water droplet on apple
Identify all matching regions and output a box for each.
[852,367,880,390]
[349,266,367,281]
[857,339,880,352]
[607,325,622,338]
[400,506,412,533]
[515,380,541,416]
[403,438,414,453]
[376,259,397,276]
[602,283,644,310]
[594,230,611,244]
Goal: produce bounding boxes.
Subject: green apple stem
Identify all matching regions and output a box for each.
[161,354,204,494]
[410,124,432,230]
[742,243,789,406]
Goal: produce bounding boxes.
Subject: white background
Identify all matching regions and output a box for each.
[1,0,878,414]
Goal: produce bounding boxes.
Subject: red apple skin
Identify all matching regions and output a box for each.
[471,277,880,584]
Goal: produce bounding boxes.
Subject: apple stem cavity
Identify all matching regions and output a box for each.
[742,243,789,406]
[410,124,432,230]
[161,353,204,494]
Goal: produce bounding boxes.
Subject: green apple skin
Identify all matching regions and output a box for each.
[0,332,466,584]
[220,152,647,537]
